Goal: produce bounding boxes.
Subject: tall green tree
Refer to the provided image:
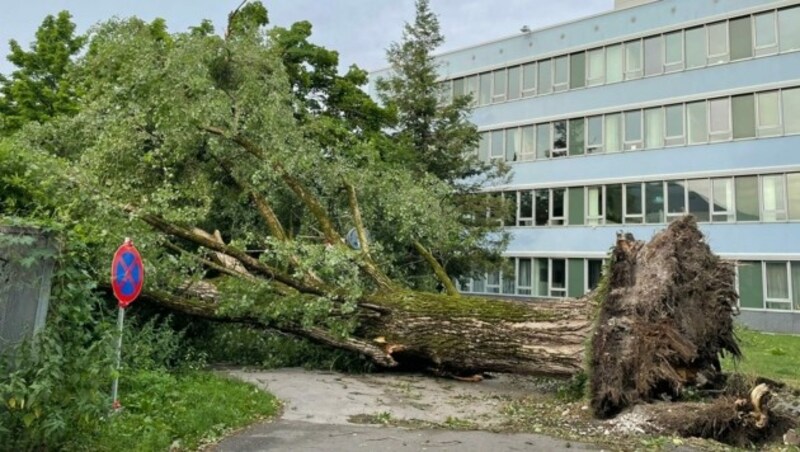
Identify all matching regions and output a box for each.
[0,11,85,135]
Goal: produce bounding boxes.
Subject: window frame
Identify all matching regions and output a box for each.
[553,55,570,93]
[664,104,686,146]
[585,185,605,225]
[586,47,606,86]
[753,11,778,56]
[756,90,783,137]
[623,109,644,151]
[760,174,788,221]
[762,261,793,310]
[706,21,730,65]
[711,177,736,222]
[518,191,534,226]
[664,30,685,73]
[550,188,567,226]
[522,62,538,97]
[492,68,508,103]
[624,182,645,224]
[624,39,643,80]
[708,97,733,142]
[549,258,568,298]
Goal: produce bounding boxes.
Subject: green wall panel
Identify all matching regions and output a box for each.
[738,261,764,309]
[568,188,584,225]
[568,258,584,298]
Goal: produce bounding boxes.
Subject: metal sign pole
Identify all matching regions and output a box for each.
[111,306,125,410]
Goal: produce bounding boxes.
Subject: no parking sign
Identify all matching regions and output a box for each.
[111,239,144,308]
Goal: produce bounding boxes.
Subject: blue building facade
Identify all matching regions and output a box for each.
[370,0,800,333]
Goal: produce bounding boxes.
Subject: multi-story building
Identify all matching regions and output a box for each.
[370,0,800,333]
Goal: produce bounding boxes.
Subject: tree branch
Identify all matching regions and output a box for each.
[413,240,459,296]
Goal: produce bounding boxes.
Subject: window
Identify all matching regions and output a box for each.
[729,16,753,61]
[517,258,532,295]
[711,177,735,222]
[535,190,549,226]
[707,21,729,64]
[644,107,664,149]
[708,97,731,142]
[732,94,756,139]
[644,36,663,76]
[550,259,567,298]
[687,179,711,222]
[788,173,800,221]
[779,6,800,52]
[688,101,708,144]
[664,31,684,72]
[538,59,553,94]
[586,186,604,225]
[605,44,624,84]
[553,56,569,92]
[479,73,491,106]
[624,110,643,150]
[606,184,623,224]
[735,176,760,221]
[522,63,537,97]
[552,121,567,158]
[465,75,479,106]
[568,119,584,156]
[493,69,507,103]
[624,183,644,223]
[685,27,707,69]
[757,91,782,137]
[478,133,489,162]
[761,174,787,221]
[505,127,519,162]
[645,181,665,223]
[665,104,685,146]
[520,126,536,161]
[604,113,622,153]
[519,191,534,226]
[783,88,800,134]
[795,263,800,311]
[472,274,485,293]
[536,124,551,159]
[625,40,643,80]
[535,258,549,297]
[587,48,605,86]
[667,181,687,220]
[453,78,465,99]
[502,258,516,294]
[486,269,501,293]
[507,66,521,101]
[587,116,603,154]
[764,262,791,310]
[570,52,586,89]
[754,11,777,56]
[490,130,504,159]
[551,188,566,225]
[586,259,603,292]
[438,81,452,105]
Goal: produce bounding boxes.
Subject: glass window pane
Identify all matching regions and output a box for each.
[664,31,684,71]
[538,60,553,94]
[729,16,753,61]
[569,118,585,156]
[762,174,787,221]
[644,36,663,76]
[587,186,604,224]
[505,128,519,162]
[502,258,516,294]
[735,176,760,221]
[587,260,603,291]
[766,262,789,300]
[624,110,643,150]
[520,126,535,161]
[732,94,756,139]
[491,130,504,158]
[535,258,549,296]
[707,21,729,64]
[536,123,550,159]
[479,73,491,106]
[535,190,549,226]
[551,259,566,291]
[465,75,479,105]
[688,179,711,222]
[685,27,707,69]
[552,188,565,224]
[645,181,665,223]
[645,107,664,149]
[507,67,521,100]
[554,56,569,92]
[520,191,533,220]
[570,52,586,89]
[587,116,603,153]
[522,63,537,96]
[788,173,800,220]
[779,6,800,52]
[606,184,623,224]
[625,40,642,79]
[712,178,735,222]
[708,97,731,141]
[754,11,777,55]
[605,44,623,84]
[793,262,800,311]
[604,113,622,152]
[758,91,781,136]
[478,133,489,162]
[472,274,485,293]
[587,48,605,86]
[665,104,685,145]
[688,101,708,144]
[667,181,686,216]
[783,88,800,134]
[518,258,532,293]
[552,121,567,158]
[453,78,465,98]
[625,183,643,223]
[492,69,506,102]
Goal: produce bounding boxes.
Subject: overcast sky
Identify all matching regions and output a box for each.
[0,0,612,75]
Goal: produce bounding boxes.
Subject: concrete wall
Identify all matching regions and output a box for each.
[615,0,659,11]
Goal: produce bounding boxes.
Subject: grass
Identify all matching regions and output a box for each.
[722,327,800,386]
[90,370,280,451]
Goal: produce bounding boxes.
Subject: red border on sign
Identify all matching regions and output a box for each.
[110,240,144,308]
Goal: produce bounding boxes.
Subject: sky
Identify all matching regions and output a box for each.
[0,0,613,75]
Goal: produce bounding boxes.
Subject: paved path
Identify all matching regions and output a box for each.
[214,369,597,452]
